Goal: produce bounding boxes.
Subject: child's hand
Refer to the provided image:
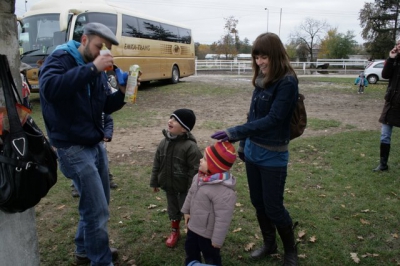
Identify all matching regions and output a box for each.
[152,187,160,193]
[184,214,190,226]
[212,243,221,249]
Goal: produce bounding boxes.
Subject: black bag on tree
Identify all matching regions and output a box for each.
[0,54,57,213]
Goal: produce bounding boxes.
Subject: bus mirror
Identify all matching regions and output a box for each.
[59,10,69,31]
[60,9,82,31]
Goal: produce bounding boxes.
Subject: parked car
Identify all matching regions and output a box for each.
[364,60,388,84]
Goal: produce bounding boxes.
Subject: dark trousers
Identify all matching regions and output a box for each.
[245,162,292,228]
[185,229,221,266]
[166,191,187,221]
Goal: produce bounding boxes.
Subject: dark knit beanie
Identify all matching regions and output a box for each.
[170,109,196,132]
[205,142,237,174]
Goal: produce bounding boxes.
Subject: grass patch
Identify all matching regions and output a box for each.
[29,77,400,266]
[307,118,341,131]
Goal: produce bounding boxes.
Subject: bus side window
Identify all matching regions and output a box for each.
[178,27,191,44]
[122,15,140,38]
[138,18,160,40]
[160,23,179,42]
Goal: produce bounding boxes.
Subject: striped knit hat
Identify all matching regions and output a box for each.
[205,142,237,174]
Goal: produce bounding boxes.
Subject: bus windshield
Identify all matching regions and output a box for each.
[19,14,66,58]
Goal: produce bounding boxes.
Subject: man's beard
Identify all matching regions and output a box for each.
[83,44,95,63]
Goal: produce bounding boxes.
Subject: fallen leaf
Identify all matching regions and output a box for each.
[318,194,326,197]
[298,230,306,238]
[350,252,360,263]
[341,204,346,208]
[156,197,161,201]
[244,242,255,251]
[361,253,379,258]
[298,254,307,259]
[309,235,317,243]
[147,204,157,209]
[235,202,243,207]
[233,228,242,233]
[57,205,65,210]
[392,233,398,239]
[360,218,370,225]
[254,234,259,239]
[357,236,364,240]
[360,209,369,213]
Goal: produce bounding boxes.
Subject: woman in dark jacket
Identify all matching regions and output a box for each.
[211,32,298,266]
[374,39,400,171]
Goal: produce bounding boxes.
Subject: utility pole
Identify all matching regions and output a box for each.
[265,8,269,32]
[279,8,282,37]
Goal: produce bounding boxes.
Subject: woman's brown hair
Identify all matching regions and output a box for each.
[251,32,297,88]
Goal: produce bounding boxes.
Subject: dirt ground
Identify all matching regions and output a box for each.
[106,75,384,163]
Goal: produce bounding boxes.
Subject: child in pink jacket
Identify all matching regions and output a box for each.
[181,141,237,266]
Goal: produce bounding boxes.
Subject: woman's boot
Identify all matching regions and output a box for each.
[277,222,298,266]
[373,143,390,172]
[166,220,180,248]
[251,213,278,259]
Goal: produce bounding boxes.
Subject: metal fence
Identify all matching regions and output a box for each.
[195,59,369,75]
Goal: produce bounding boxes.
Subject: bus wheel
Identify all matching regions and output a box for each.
[170,65,180,84]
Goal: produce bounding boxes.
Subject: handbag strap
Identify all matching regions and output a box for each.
[0,54,28,158]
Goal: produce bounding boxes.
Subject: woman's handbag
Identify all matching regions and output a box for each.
[0,54,57,213]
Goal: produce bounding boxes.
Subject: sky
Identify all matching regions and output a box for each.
[15,0,369,45]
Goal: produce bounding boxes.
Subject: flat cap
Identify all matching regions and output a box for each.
[83,22,119,45]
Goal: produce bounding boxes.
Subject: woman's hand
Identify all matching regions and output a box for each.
[211,131,229,142]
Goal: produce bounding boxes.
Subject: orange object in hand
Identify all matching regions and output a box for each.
[100,43,113,71]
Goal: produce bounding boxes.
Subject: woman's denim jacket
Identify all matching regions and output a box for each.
[227,75,298,147]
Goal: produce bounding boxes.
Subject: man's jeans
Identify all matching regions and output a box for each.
[245,162,292,228]
[380,123,393,144]
[57,143,113,266]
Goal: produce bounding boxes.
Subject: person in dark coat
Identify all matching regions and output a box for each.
[374,39,400,171]
[39,22,127,265]
[150,109,202,248]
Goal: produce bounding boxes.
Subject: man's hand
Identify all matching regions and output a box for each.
[115,68,128,86]
[93,54,114,72]
[389,47,398,58]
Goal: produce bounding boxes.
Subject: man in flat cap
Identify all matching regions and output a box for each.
[39,22,127,266]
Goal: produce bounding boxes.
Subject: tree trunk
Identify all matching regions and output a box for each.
[0,1,40,265]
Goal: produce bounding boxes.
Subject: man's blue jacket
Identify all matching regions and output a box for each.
[39,41,125,148]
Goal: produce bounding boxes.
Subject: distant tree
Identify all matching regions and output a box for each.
[215,16,239,59]
[318,29,357,59]
[359,0,400,59]
[195,42,211,59]
[237,38,252,54]
[285,43,298,61]
[290,17,330,63]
